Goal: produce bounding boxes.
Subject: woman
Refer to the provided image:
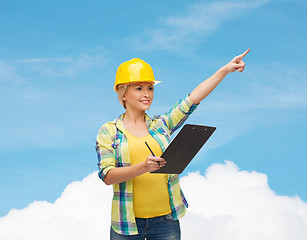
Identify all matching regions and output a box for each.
[96,49,249,240]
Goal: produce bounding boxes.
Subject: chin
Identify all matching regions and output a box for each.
[139,102,152,110]
[126,102,152,112]
[142,105,151,111]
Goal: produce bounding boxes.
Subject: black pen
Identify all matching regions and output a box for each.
[145,141,164,168]
[145,141,162,167]
[145,141,155,156]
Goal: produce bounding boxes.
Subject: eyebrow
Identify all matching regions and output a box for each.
[135,84,153,87]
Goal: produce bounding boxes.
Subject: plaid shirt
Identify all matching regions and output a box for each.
[96,95,198,235]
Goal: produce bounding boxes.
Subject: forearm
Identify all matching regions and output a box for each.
[189,66,228,105]
[103,162,147,185]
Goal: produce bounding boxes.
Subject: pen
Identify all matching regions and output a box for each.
[145,141,155,156]
[145,141,164,168]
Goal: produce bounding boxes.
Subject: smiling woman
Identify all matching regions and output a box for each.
[123,83,154,111]
[117,82,154,111]
[95,53,249,239]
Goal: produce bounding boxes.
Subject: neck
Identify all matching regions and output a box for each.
[123,109,146,125]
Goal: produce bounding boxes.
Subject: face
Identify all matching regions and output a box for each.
[123,82,154,112]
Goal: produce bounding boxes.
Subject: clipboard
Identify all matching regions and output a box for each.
[151,124,216,174]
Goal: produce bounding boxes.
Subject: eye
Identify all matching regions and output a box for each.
[148,86,154,91]
[136,87,142,91]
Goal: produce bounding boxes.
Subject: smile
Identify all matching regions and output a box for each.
[140,100,151,104]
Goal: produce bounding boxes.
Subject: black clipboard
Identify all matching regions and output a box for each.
[151,124,216,174]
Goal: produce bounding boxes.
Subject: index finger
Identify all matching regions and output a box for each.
[151,156,165,162]
[156,157,165,161]
[237,48,250,59]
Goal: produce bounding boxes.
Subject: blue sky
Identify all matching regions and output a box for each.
[0,0,306,218]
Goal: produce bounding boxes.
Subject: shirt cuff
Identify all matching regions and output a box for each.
[187,94,200,106]
[181,94,199,114]
[98,165,116,181]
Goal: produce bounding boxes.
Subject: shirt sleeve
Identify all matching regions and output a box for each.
[157,95,198,135]
[96,124,116,181]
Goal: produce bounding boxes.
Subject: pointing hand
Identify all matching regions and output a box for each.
[223,48,250,73]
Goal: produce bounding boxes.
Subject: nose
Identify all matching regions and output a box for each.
[143,89,150,97]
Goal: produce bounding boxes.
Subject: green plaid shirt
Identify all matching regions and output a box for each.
[96,95,198,235]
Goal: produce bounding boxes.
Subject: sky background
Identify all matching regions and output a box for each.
[0,0,307,238]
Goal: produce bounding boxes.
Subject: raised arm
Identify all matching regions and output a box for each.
[189,49,250,105]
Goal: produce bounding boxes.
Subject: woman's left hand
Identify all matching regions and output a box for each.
[223,48,250,74]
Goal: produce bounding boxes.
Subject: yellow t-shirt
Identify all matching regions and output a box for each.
[125,130,172,218]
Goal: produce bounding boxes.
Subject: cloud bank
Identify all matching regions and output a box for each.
[1,161,306,240]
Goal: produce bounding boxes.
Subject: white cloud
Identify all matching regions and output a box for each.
[0,61,26,84]
[1,49,109,86]
[1,161,306,240]
[14,51,109,78]
[0,172,113,239]
[129,0,270,52]
[180,161,307,239]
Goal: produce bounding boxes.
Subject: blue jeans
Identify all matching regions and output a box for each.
[110,213,181,240]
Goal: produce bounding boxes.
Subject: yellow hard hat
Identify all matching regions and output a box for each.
[114,58,161,92]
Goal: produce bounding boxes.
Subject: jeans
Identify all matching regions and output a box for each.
[110,213,181,240]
